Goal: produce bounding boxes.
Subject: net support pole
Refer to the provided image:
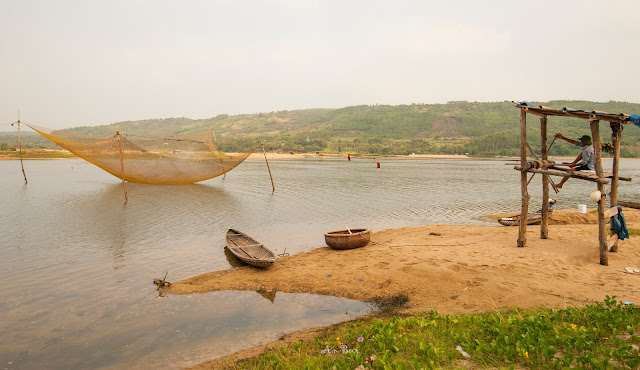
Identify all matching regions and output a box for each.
[262,141,275,192]
[115,124,128,203]
[17,111,27,184]
[210,127,226,178]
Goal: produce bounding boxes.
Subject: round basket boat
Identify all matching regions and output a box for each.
[324,228,371,250]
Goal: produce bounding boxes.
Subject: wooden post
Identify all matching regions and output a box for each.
[609,122,622,207]
[590,120,607,265]
[17,111,27,184]
[115,124,128,203]
[540,115,549,239]
[517,109,529,248]
[609,122,622,252]
[210,128,226,177]
[262,141,275,192]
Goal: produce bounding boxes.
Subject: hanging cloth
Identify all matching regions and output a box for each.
[610,205,630,241]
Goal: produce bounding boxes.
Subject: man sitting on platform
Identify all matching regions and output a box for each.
[554,133,595,189]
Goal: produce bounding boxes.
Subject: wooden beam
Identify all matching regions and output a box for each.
[618,200,640,209]
[540,115,549,239]
[547,165,630,182]
[526,142,540,160]
[590,120,607,266]
[610,122,622,253]
[514,166,610,184]
[518,109,529,248]
[610,122,622,206]
[607,233,619,250]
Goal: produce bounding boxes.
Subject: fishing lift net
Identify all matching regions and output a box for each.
[27,124,256,184]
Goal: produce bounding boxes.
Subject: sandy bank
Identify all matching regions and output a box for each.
[168,209,640,316]
[172,208,640,368]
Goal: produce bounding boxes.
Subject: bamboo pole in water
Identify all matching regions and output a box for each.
[262,141,275,191]
[115,124,128,203]
[17,111,27,184]
[210,127,226,178]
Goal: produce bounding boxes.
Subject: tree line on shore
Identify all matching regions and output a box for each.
[2,100,640,157]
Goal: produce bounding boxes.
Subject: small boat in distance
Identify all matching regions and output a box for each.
[324,228,371,250]
[225,229,276,268]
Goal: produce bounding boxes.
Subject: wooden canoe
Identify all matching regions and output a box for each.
[498,209,553,226]
[225,229,275,268]
[324,228,371,250]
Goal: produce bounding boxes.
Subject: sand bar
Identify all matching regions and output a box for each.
[168,209,640,315]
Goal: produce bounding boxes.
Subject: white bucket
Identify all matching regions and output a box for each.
[578,204,587,213]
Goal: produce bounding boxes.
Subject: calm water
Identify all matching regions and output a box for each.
[1,157,638,368]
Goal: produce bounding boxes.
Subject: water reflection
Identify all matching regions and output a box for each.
[10,290,373,369]
[224,246,246,268]
[257,288,278,303]
[42,182,240,270]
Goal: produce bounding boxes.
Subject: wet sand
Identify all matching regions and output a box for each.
[169,208,640,367]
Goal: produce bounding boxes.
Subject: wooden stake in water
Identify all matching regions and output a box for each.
[210,127,226,178]
[17,110,27,184]
[115,124,128,203]
[262,141,275,192]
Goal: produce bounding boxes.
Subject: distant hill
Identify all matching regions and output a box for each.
[3,100,640,157]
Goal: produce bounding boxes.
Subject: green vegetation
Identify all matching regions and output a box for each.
[225,296,640,369]
[0,149,76,159]
[3,100,640,157]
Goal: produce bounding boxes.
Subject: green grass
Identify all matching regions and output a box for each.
[628,228,640,236]
[225,296,640,369]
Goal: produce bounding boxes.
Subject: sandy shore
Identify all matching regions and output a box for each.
[169,209,640,313]
[169,208,640,367]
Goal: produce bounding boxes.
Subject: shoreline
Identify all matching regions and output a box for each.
[4,150,638,161]
[245,152,469,160]
[0,151,471,161]
[168,209,640,368]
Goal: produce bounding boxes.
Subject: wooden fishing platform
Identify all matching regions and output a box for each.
[512,101,638,266]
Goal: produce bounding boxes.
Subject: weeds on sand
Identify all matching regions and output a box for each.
[628,228,640,236]
[229,296,640,369]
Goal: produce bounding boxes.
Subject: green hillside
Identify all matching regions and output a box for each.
[3,100,640,157]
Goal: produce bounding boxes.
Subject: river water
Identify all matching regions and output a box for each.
[1,157,638,368]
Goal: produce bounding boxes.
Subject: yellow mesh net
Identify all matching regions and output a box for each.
[27,124,256,184]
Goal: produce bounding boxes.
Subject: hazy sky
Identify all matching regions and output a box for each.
[2,0,639,130]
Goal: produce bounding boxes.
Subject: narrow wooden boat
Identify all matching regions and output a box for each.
[324,228,371,250]
[225,229,275,268]
[498,209,553,226]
